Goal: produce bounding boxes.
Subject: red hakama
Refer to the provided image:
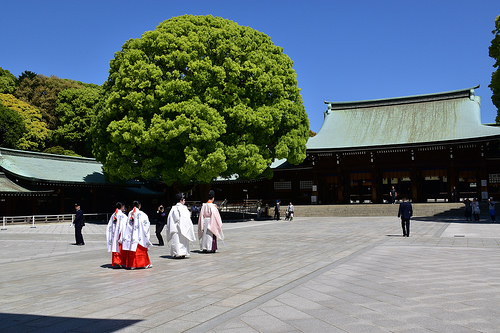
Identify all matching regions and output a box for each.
[124,244,151,269]
[111,242,127,268]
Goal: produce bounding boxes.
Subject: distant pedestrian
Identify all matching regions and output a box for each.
[489,197,496,222]
[156,205,167,246]
[464,199,472,221]
[389,186,397,204]
[398,196,412,237]
[274,200,281,220]
[472,198,480,222]
[256,200,262,220]
[452,186,458,202]
[285,202,294,221]
[73,203,85,246]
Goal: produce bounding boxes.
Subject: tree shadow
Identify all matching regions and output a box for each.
[0,312,141,333]
[413,216,496,224]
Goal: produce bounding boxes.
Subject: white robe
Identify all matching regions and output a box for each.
[166,203,196,257]
[106,209,127,253]
[122,208,153,252]
[198,202,223,251]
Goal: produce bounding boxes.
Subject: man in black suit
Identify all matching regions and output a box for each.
[398,196,412,237]
[73,203,85,245]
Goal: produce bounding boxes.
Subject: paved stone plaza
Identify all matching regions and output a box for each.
[1,216,500,332]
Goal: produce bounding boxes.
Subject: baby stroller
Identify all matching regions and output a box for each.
[285,208,294,221]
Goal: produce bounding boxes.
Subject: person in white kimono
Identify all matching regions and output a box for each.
[121,200,153,269]
[166,193,196,258]
[198,190,224,253]
[106,202,127,268]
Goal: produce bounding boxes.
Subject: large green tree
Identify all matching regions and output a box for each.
[491,15,500,122]
[51,86,104,156]
[0,102,26,148]
[93,15,309,185]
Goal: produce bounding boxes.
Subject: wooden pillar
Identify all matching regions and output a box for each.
[411,167,421,202]
[479,145,488,201]
[341,170,350,204]
[312,169,319,204]
[448,166,457,202]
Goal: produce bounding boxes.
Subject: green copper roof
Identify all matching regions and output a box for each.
[0,172,31,192]
[0,148,105,184]
[308,86,500,150]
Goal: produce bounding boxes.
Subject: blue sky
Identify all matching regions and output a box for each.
[1,0,499,132]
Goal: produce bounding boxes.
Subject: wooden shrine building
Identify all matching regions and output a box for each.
[276,86,500,204]
[216,86,500,205]
[0,148,163,216]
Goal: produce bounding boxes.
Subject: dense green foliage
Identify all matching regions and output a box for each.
[43,146,80,157]
[491,15,500,122]
[0,67,17,94]
[0,93,50,151]
[17,70,37,85]
[14,75,84,129]
[0,102,26,148]
[93,15,309,185]
[51,86,104,156]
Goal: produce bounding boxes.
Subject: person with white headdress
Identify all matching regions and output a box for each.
[121,200,153,269]
[106,202,127,268]
[198,190,224,253]
[166,192,196,258]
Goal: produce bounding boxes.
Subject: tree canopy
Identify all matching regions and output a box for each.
[0,67,17,94]
[0,93,50,151]
[14,75,84,129]
[491,15,500,122]
[93,15,309,185]
[51,86,104,156]
[0,102,26,148]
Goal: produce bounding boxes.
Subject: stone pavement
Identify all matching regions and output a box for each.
[1,216,500,333]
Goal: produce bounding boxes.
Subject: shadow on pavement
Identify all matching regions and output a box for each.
[413,216,497,224]
[0,313,141,333]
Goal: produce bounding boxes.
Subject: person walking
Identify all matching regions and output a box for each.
[489,197,496,222]
[472,198,480,222]
[121,200,153,269]
[198,190,223,253]
[389,186,397,204]
[155,205,167,246]
[464,199,472,221]
[73,203,85,246]
[398,196,412,237]
[167,193,196,258]
[285,202,294,221]
[274,200,281,220]
[106,202,127,268]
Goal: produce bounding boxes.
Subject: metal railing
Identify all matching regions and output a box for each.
[1,213,109,230]
[218,200,260,219]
